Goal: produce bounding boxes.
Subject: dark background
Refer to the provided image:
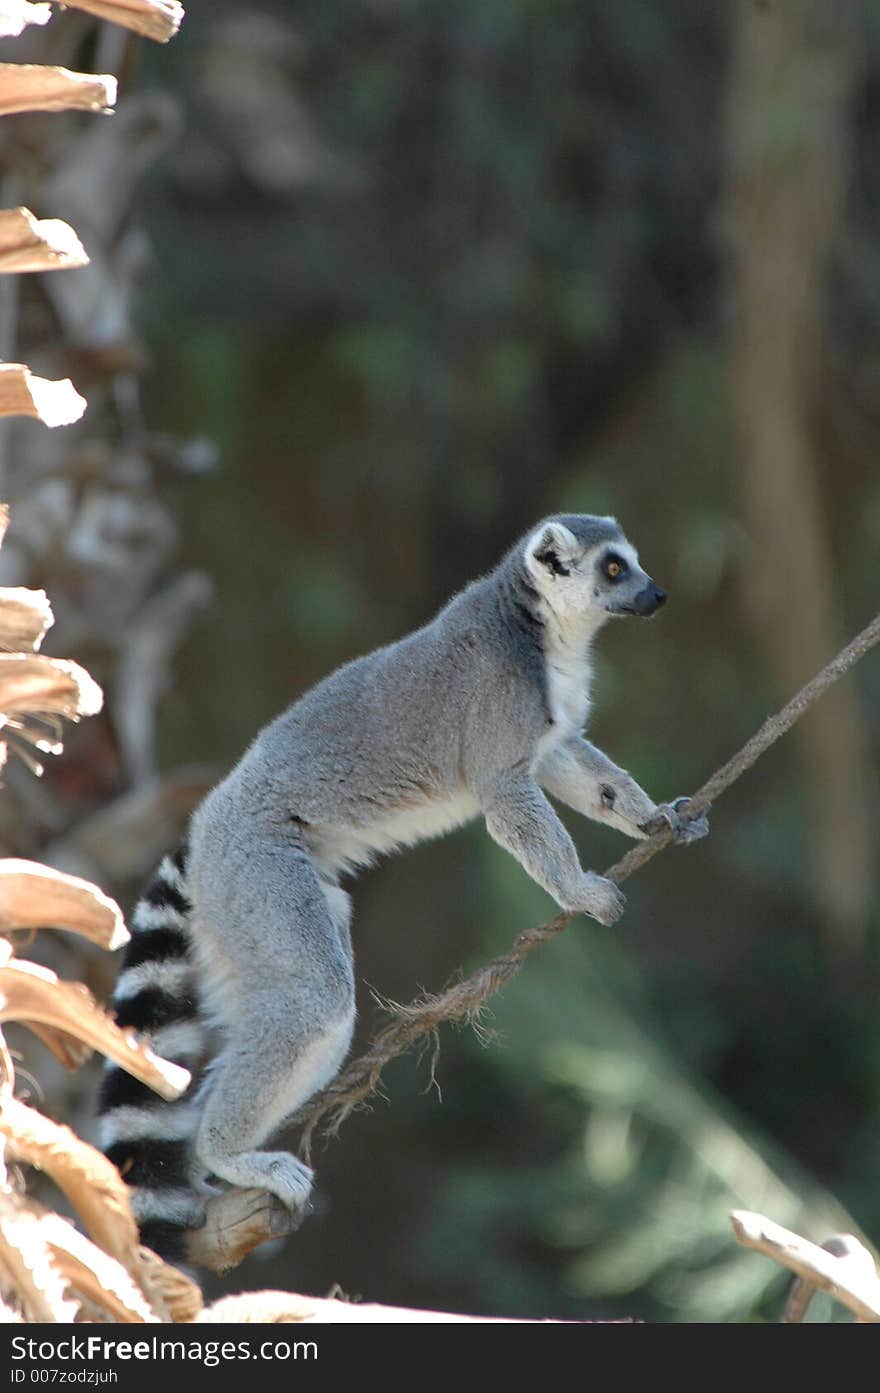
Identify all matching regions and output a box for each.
[4,0,879,1323]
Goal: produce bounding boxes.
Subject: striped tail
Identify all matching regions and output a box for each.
[97,842,207,1264]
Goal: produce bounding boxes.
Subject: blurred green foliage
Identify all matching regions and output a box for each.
[137,0,880,1320]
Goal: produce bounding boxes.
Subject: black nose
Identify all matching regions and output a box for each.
[634,582,667,615]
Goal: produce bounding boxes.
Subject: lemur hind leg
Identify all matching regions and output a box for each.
[190,837,355,1219]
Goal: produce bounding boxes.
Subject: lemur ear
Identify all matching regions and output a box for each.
[525,522,579,580]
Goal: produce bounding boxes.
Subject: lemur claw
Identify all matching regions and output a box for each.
[642,796,709,845]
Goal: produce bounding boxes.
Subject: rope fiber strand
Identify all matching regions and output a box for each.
[295,607,880,1160]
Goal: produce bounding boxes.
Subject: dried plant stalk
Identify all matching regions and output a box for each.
[0,587,53,653]
[0,944,190,1101]
[731,1210,880,1322]
[24,1022,93,1070]
[134,1247,202,1324]
[56,0,183,43]
[0,1093,139,1269]
[0,2,51,38]
[0,654,101,774]
[0,63,116,115]
[0,1194,78,1322]
[0,1098,201,1321]
[0,859,127,950]
[0,365,86,428]
[0,1031,13,1092]
[0,208,88,274]
[200,1290,551,1324]
[39,1212,158,1323]
[0,653,101,722]
[784,1235,878,1323]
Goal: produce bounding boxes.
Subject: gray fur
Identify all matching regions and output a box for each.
[101,514,708,1246]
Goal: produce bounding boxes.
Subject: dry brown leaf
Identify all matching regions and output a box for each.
[0,653,101,721]
[0,652,101,776]
[0,63,116,116]
[56,0,183,44]
[135,1246,202,1323]
[0,1030,12,1092]
[0,1093,139,1267]
[0,1097,201,1320]
[0,365,86,428]
[0,944,191,1101]
[0,1288,23,1321]
[25,1022,93,1070]
[40,1213,159,1323]
[0,208,88,274]
[0,2,51,39]
[0,587,53,653]
[0,1193,79,1322]
[0,860,127,950]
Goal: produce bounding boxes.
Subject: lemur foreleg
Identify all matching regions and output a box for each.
[537,736,709,844]
[480,773,626,925]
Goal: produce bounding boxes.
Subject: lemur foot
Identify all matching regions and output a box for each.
[197,1149,314,1230]
[643,796,709,845]
[566,872,626,926]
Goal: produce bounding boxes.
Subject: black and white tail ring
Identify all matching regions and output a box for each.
[97,842,206,1263]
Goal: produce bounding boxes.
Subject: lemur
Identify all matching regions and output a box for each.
[97,514,708,1264]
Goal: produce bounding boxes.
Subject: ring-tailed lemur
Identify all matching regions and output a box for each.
[97,514,708,1264]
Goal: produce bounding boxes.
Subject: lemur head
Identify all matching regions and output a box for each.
[523,514,666,628]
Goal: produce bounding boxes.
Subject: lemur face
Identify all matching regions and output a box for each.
[524,518,667,624]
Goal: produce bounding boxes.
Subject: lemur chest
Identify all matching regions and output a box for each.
[543,647,592,738]
[532,649,592,770]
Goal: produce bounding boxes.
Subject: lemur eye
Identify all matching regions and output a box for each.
[602,553,628,581]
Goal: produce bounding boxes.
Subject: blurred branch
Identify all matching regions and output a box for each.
[114,571,212,785]
[724,0,871,954]
[45,764,215,886]
[731,1211,880,1323]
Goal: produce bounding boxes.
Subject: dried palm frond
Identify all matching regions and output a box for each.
[0,63,116,116]
[0,209,88,275]
[0,942,190,1100]
[0,860,127,951]
[55,0,183,44]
